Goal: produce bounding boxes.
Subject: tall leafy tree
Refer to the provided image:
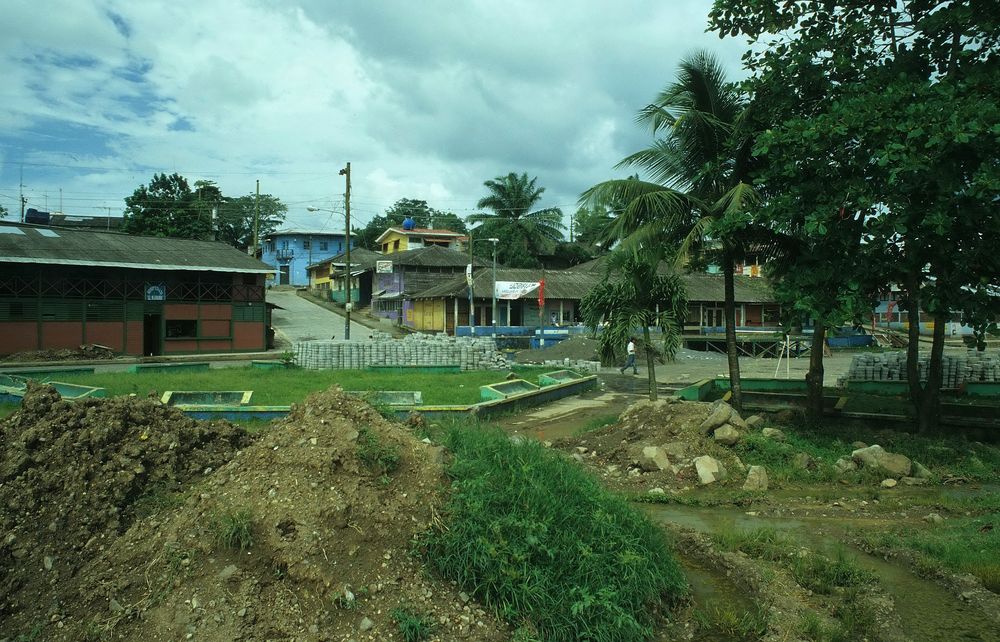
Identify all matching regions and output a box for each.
[123,173,204,239]
[217,193,287,251]
[355,198,467,250]
[711,0,1000,431]
[581,251,688,400]
[580,52,760,411]
[469,172,564,268]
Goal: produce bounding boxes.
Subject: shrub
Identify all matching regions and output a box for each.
[212,507,254,551]
[422,424,687,641]
[356,427,401,475]
[392,607,434,642]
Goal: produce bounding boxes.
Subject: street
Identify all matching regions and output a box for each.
[266,289,373,343]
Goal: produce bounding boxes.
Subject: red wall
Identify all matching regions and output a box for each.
[164,340,199,353]
[41,322,84,349]
[0,322,39,353]
[233,322,264,350]
[164,303,199,318]
[126,321,143,355]
[83,322,125,351]
[200,304,232,319]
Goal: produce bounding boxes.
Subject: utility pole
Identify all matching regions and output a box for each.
[339,163,352,340]
[253,179,260,257]
[468,228,475,330]
[19,164,25,222]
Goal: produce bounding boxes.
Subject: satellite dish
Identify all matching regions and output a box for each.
[402,217,416,230]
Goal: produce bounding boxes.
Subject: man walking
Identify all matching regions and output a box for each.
[619,337,638,375]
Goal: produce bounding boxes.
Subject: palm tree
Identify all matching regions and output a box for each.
[469,172,564,267]
[580,51,759,411]
[580,250,688,401]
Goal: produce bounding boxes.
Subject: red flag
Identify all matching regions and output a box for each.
[538,278,545,307]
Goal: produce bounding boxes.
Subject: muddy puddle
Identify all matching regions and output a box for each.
[646,504,1000,642]
[676,552,759,642]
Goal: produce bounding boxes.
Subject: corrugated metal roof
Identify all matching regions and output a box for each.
[307,247,383,271]
[0,221,273,274]
[388,245,486,268]
[412,265,776,303]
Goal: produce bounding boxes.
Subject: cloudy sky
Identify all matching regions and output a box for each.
[0,0,748,233]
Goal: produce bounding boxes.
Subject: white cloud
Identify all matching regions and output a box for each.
[0,0,751,228]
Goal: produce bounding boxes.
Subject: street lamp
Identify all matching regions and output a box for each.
[487,238,499,337]
[308,174,353,340]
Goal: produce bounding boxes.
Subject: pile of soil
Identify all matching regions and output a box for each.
[515,335,600,363]
[1,385,509,641]
[552,398,750,494]
[1,383,252,636]
[1,344,116,362]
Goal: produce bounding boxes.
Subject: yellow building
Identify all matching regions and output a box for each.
[376,226,465,254]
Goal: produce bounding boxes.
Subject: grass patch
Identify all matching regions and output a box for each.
[211,507,254,551]
[130,485,187,520]
[575,413,620,435]
[422,422,687,641]
[356,427,401,475]
[734,418,1000,483]
[392,606,434,642]
[713,526,795,562]
[0,402,18,419]
[43,365,548,406]
[790,547,877,595]
[693,602,771,641]
[860,511,1000,591]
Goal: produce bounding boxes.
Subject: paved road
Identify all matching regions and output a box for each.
[267,290,372,343]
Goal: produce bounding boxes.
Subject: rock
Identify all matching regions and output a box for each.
[713,425,741,446]
[699,402,734,434]
[745,415,765,429]
[851,441,868,450]
[43,556,53,571]
[923,513,944,524]
[571,453,585,463]
[647,487,665,495]
[743,465,768,491]
[880,478,898,488]
[792,452,813,470]
[834,457,858,474]
[359,617,374,631]
[761,427,786,442]
[912,461,932,480]
[900,476,927,486]
[662,441,687,459]
[728,411,747,430]
[693,455,727,485]
[109,599,123,613]
[639,446,670,472]
[217,565,239,581]
[851,445,912,477]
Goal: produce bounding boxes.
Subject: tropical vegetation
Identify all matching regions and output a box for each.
[469,172,564,268]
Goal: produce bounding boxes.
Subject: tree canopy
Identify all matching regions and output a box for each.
[710,0,1000,430]
[355,198,467,251]
[122,173,286,249]
[469,172,564,268]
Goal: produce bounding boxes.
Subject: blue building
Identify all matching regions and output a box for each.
[261,228,354,286]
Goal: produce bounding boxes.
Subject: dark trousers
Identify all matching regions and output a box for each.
[620,353,637,374]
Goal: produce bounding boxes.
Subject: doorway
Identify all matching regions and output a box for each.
[703,307,724,329]
[279,265,290,285]
[143,314,162,356]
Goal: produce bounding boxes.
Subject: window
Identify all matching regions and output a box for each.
[320,241,328,251]
[165,319,198,338]
[281,240,289,250]
[303,239,311,250]
[266,242,275,253]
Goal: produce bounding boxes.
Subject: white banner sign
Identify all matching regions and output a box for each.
[376,260,393,274]
[494,281,540,300]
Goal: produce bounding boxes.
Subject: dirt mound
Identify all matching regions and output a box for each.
[552,398,749,494]
[1,344,116,362]
[515,335,600,363]
[0,383,252,635]
[2,386,509,641]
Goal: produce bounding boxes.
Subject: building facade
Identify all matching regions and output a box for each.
[261,229,354,286]
[375,226,465,254]
[0,222,273,357]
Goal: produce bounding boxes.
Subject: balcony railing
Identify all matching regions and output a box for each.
[275,249,295,262]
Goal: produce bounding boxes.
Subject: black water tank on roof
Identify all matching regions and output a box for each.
[25,208,50,224]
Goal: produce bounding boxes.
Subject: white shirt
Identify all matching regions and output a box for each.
[627,341,635,355]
